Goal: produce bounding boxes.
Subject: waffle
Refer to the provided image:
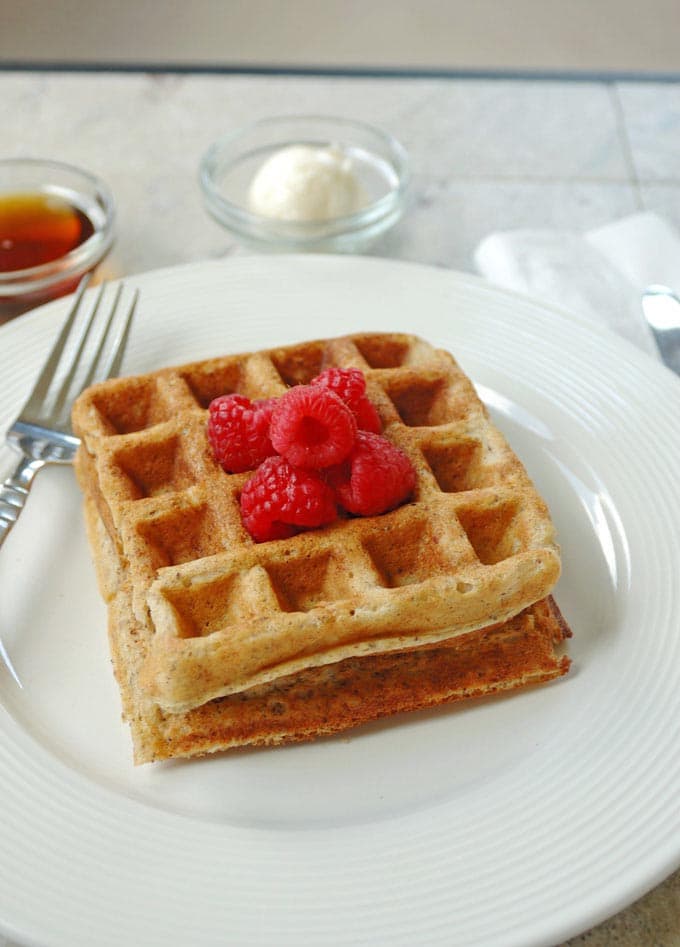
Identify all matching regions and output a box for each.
[72,332,568,762]
[84,494,570,763]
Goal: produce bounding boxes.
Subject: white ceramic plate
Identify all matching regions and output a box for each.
[1,256,679,947]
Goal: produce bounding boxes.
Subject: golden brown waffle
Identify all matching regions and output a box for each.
[73,332,563,732]
[84,494,570,764]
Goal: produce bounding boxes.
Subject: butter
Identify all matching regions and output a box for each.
[247,145,367,222]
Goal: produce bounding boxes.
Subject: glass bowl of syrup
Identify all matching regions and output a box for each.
[0,158,115,322]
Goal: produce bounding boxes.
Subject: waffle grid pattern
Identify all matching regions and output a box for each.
[73,333,560,713]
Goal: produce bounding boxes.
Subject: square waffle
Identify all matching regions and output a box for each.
[72,332,570,763]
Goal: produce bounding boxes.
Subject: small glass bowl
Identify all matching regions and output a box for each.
[199,116,410,253]
[0,158,115,321]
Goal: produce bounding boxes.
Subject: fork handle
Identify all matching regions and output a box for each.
[0,455,45,551]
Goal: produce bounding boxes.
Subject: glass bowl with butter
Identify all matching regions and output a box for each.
[199,116,409,253]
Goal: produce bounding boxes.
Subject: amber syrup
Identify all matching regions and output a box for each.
[0,191,95,273]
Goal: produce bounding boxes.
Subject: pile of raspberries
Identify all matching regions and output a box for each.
[207,367,416,542]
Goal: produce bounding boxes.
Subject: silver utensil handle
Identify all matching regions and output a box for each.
[651,327,680,375]
[642,286,680,376]
[0,455,45,551]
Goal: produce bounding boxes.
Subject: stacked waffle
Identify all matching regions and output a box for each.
[72,332,570,763]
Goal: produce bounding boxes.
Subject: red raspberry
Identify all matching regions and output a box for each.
[311,367,382,433]
[269,385,357,468]
[240,456,337,542]
[328,431,417,516]
[352,396,382,434]
[311,367,365,409]
[207,394,276,473]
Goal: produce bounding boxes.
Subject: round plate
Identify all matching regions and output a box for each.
[1,256,679,947]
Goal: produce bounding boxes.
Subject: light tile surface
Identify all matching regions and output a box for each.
[639,183,680,234]
[1,68,679,947]
[392,80,631,180]
[375,177,640,270]
[0,71,657,281]
[616,82,680,182]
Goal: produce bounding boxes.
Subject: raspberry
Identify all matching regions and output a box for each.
[207,394,276,473]
[311,367,366,409]
[269,385,357,468]
[311,367,382,433]
[328,431,417,516]
[240,456,337,542]
[352,395,382,434]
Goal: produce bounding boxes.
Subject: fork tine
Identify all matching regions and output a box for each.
[28,279,136,431]
[22,273,92,417]
[0,275,137,687]
[78,282,123,391]
[50,281,107,423]
[104,288,138,380]
[88,285,138,385]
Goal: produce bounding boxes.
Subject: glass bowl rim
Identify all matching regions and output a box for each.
[0,157,116,290]
[198,114,411,243]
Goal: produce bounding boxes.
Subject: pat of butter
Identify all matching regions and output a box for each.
[247,145,367,222]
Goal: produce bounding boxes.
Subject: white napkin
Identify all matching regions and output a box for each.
[473,211,680,360]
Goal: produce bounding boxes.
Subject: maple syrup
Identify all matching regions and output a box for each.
[0,191,95,273]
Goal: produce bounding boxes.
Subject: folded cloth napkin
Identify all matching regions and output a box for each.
[473,211,680,360]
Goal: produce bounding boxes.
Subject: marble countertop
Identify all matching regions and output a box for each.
[1,68,680,947]
[4,70,680,281]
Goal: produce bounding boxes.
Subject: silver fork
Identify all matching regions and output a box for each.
[0,274,137,685]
